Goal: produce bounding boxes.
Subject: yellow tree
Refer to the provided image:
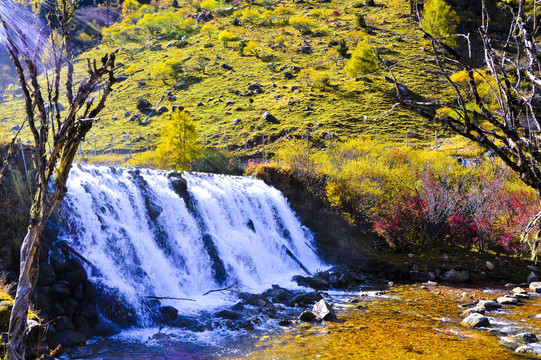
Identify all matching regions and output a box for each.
[421,0,458,47]
[344,40,379,77]
[155,110,202,170]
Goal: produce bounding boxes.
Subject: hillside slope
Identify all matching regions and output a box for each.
[0,0,452,157]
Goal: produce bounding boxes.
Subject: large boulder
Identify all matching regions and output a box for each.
[461,313,490,328]
[528,271,539,283]
[312,299,338,322]
[497,296,518,305]
[215,310,242,320]
[441,269,470,282]
[516,344,541,356]
[512,332,539,344]
[476,300,501,311]
[299,310,316,322]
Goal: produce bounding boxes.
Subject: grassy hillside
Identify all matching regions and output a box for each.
[0,0,453,159]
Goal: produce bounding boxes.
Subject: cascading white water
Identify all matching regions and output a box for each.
[58,164,325,325]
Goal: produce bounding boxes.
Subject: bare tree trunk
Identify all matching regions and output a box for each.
[5,223,43,360]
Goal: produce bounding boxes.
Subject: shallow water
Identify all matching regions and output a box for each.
[67,284,541,359]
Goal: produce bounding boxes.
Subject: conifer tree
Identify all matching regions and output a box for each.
[344,40,379,77]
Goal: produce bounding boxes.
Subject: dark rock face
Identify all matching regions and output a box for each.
[54,330,87,347]
[299,310,316,322]
[215,310,242,320]
[202,234,228,284]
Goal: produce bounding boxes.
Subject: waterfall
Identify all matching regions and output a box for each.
[57,165,325,325]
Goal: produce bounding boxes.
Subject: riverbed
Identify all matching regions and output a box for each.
[65,283,541,359]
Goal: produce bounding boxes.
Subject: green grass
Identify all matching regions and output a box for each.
[0,0,454,159]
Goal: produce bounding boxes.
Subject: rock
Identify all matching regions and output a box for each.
[90,317,120,337]
[409,271,435,282]
[151,332,170,341]
[278,318,292,326]
[530,282,541,293]
[73,315,91,338]
[172,105,184,111]
[226,100,234,105]
[262,111,278,124]
[293,275,330,290]
[38,262,56,286]
[65,269,87,288]
[247,83,262,91]
[516,345,541,356]
[299,310,316,322]
[51,281,71,300]
[312,299,338,322]
[528,271,539,283]
[68,346,93,359]
[215,310,242,320]
[222,63,233,71]
[231,302,245,311]
[53,330,87,347]
[512,332,539,344]
[148,43,162,51]
[299,45,312,54]
[476,300,501,311]
[461,313,490,328]
[397,83,410,96]
[197,102,204,107]
[497,296,518,305]
[485,261,494,271]
[11,124,20,131]
[158,306,178,322]
[54,316,74,332]
[284,71,294,80]
[512,287,528,295]
[80,303,99,320]
[156,106,169,114]
[461,307,485,317]
[441,269,470,282]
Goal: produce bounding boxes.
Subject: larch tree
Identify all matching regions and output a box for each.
[0,1,119,358]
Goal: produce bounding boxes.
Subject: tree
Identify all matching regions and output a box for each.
[383,0,541,259]
[218,30,239,47]
[344,40,379,78]
[154,109,202,170]
[0,1,118,358]
[421,0,458,47]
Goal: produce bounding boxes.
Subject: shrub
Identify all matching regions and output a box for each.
[298,68,331,89]
[136,97,153,113]
[218,30,239,47]
[365,0,375,5]
[344,40,379,77]
[356,14,366,28]
[289,15,314,34]
[151,58,184,84]
[200,0,218,10]
[337,38,348,57]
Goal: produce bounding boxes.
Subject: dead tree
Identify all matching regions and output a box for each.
[0,1,119,358]
[383,0,541,259]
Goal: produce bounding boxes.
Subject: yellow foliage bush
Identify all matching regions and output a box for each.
[200,0,218,10]
[289,15,314,34]
[218,30,239,47]
[344,40,379,77]
[297,68,330,89]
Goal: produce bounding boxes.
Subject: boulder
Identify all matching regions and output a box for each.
[215,310,242,320]
[51,281,71,300]
[485,261,494,271]
[299,310,316,322]
[476,300,501,311]
[497,296,518,305]
[512,332,539,344]
[158,306,179,322]
[284,71,294,79]
[68,346,93,359]
[441,269,470,282]
[461,307,485,317]
[530,282,541,293]
[528,271,539,283]
[516,345,541,356]
[461,313,490,328]
[38,262,56,286]
[53,330,87,347]
[156,106,169,114]
[293,275,330,290]
[409,271,435,282]
[222,63,233,71]
[512,287,528,295]
[312,300,338,322]
[151,332,170,341]
[278,318,292,326]
[262,111,279,124]
[53,316,74,332]
[90,317,120,337]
